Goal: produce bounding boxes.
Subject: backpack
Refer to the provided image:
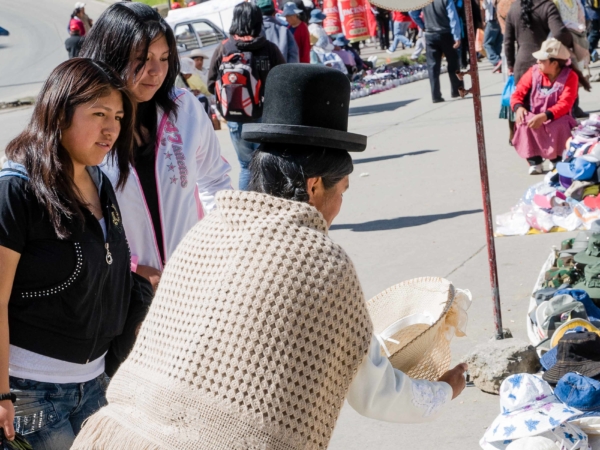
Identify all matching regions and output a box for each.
[215,39,264,123]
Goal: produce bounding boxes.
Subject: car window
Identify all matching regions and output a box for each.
[174,24,199,50]
[191,21,223,48]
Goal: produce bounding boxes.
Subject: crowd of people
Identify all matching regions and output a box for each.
[0,2,472,449]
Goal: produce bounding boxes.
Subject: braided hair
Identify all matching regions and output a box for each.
[248,144,354,203]
[521,0,534,29]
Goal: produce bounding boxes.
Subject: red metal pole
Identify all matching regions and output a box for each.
[462,0,504,339]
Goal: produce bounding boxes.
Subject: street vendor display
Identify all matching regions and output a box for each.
[496,116,600,236]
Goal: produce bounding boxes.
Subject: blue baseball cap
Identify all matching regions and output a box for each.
[556,158,597,181]
[555,372,600,414]
[332,36,347,47]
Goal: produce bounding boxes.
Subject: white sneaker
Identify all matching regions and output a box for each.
[386,49,394,54]
[548,160,558,170]
[528,164,543,175]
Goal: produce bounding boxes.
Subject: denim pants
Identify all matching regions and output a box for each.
[227,120,260,191]
[483,20,503,65]
[10,374,108,450]
[389,21,413,52]
[589,19,600,53]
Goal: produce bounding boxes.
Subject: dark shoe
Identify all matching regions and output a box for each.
[492,61,502,73]
[574,106,589,118]
[432,97,445,103]
[451,93,460,99]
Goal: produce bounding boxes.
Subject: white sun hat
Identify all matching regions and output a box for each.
[366,277,471,381]
[480,422,589,450]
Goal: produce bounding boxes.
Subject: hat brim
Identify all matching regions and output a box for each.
[574,249,600,265]
[483,398,580,442]
[532,50,550,60]
[242,123,367,152]
[573,280,600,299]
[543,361,600,384]
[550,318,600,348]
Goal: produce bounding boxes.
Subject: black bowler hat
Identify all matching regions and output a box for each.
[242,64,367,152]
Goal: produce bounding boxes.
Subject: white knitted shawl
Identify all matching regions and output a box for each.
[73,190,373,450]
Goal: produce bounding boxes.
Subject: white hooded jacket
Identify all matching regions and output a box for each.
[102,88,231,271]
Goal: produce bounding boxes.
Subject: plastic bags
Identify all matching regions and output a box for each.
[501,75,515,108]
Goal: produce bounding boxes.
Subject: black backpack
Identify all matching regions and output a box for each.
[215,39,265,123]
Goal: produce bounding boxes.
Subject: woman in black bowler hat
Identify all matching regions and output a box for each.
[72,64,467,450]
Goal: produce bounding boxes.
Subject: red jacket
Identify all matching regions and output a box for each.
[290,22,310,63]
[69,17,86,36]
[511,65,578,120]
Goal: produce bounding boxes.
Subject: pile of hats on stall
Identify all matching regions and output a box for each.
[349,64,433,100]
[479,371,600,449]
[496,116,600,235]
[529,225,600,348]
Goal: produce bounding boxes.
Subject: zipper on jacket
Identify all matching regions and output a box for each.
[105,243,113,265]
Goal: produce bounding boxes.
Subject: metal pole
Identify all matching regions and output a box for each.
[461,0,504,339]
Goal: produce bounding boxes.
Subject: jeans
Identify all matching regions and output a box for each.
[589,19,600,53]
[227,121,260,191]
[389,21,413,52]
[425,32,463,101]
[10,374,108,450]
[483,20,503,65]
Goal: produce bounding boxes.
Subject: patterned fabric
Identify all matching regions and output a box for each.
[72,190,373,450]
[482,374,583,444]
[480,422,590,449]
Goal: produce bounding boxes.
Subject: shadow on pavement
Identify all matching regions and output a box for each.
[330,209,483,232]
[353,149,438,164]
[349,99,417,116]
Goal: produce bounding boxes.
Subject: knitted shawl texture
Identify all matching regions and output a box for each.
[73,190,373,450]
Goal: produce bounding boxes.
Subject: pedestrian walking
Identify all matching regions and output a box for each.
[258,0,300,63]
[413,0,464,103]
[483,0,504,71]
[81,2,232,288]
[284,2,311,62]
[387,11,415,53]
[71,63,469,450]
[208,1,285,190]
[65,25,84,58]
[0,58,152,450]
[511,38,590,174]
[503,0,573,143]
[374,6,391,49]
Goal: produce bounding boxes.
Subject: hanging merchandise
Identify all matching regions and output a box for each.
[338,0,370,43]
[323,0,342,35]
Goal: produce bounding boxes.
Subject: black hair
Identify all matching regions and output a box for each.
[229,2,264,38]
[6,58,135,238]
[71,8,82,18]
[520,0,533,29]
[80,2,180,146]
[248,144,354,202]
[549,58,592,92]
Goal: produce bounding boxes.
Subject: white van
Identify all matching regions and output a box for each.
[165,0,244,62]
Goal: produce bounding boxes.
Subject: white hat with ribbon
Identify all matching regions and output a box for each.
[366,277,471,381]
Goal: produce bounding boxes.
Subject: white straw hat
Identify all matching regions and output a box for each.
[366,277,471,381]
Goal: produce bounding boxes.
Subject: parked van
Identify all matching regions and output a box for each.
[165,0,244,61]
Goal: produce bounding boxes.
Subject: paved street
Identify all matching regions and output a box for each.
[2,0,600,448]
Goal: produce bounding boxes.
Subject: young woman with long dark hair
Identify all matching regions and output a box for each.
[0,58,149,449]
[81,3,231,290]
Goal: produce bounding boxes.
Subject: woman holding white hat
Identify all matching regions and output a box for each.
[73,64,469,450]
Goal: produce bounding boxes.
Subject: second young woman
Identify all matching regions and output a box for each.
[81,3,232,289]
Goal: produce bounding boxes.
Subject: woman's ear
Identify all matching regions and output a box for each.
[306,177,323,206]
